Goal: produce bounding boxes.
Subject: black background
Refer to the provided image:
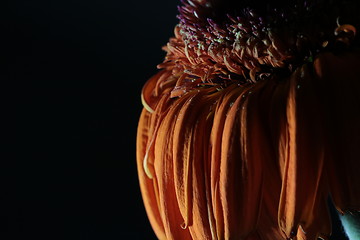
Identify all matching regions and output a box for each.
[10,0,349,239]
[11,0,178,239]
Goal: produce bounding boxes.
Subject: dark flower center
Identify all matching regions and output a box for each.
[165,0,359,87]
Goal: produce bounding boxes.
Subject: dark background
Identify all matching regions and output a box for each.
[10,0,350,239]
[11,0,178,239]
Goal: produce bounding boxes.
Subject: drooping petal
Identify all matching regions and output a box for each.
[136,109,167,240]
[314,51,360,213]
[172,88,219,239]
[294,176,331,240]
[210,85,242,239]
[142,93,175,179]
[172,92,198,233]
[138,1,360,239]
[141,70,173,113]
[250,77,290,240]
[153,93,193,240]
[218,84,264,239]
[278,64,331,239]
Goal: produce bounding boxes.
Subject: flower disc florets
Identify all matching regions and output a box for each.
[157,0,358,98]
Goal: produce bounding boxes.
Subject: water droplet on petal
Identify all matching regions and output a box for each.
[180,222,188,229]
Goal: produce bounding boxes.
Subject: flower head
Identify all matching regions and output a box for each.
[137,0,360,239]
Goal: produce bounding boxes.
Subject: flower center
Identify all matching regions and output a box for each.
[159,0,358,95]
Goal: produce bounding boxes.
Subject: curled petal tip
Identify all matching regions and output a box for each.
[143,151,154,179]
[141,92,155,113]
[334,24,356,38]
[137,1,360,239]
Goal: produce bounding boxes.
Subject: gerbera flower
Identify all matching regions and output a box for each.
[136,0,360,239]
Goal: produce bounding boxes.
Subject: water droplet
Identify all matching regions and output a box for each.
[180,222,188,229]
[301,69,305,78]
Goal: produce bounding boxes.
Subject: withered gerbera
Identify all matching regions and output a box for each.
[136,0,360,239]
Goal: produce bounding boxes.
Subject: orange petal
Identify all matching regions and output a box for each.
[153,93,193,240]
[172,88,220,239]
[210,85,248,238]
[219,84,263,239]
[314,51,360,213]
[251,77,290,240]
[295,179,331,240]
[141,70,174,113]
[210,84,252,239]
[278,64,331,238]
[143,93,175,179]
[136,109,166,239]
